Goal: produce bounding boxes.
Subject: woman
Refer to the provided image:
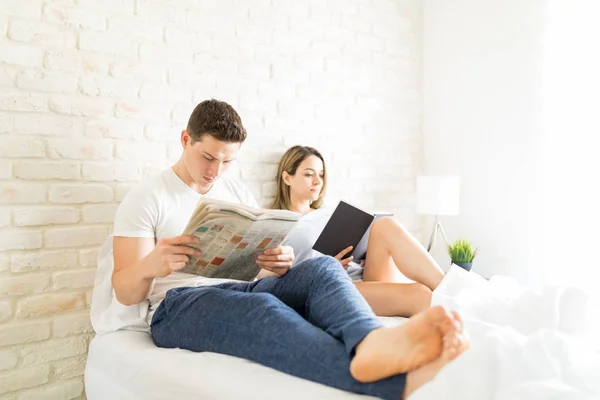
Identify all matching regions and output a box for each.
[273,145,447,317]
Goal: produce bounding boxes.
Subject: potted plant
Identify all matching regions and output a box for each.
[447,239,479,271]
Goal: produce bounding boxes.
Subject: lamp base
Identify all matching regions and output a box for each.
[426,216,450,252]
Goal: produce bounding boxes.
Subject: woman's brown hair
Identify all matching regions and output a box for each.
[271,146,327,211]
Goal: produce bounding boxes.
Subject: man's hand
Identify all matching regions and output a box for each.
[256,245,295,277]
[145,235,201,278]
[334,246,354,270]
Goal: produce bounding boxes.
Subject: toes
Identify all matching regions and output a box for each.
[438,315,458,337]
[448,332,471,361]
[429,305,451,321]
[442,331,468,362]
[442,335,456,361]
[460,331,472,351]
[440,310,463,334]
[451,310,464,332]
[441,319,453,334]
[429,307,466,341]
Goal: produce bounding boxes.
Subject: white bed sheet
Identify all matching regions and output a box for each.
[85,317,407,400]
[410,266,600,400]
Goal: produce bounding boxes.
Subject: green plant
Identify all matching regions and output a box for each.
[447,240,479,263]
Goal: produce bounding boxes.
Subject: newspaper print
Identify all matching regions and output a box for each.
[180,217,296,281]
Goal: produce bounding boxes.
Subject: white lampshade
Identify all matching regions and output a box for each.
[416,176,460,216]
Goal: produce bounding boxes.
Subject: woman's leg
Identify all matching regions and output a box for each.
[354,281,432,317]
[363,217,445,290]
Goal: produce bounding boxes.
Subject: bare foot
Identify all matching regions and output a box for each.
[403,327,471,399]
[350,305,460,383]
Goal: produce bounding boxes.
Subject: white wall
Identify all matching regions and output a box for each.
[534,1,600,291]
[423,0,600,290]
[0,0,423,397]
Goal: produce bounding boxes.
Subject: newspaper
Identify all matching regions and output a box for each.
[179,198,301,281]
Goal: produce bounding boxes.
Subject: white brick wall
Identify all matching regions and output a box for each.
[0,0,422,397]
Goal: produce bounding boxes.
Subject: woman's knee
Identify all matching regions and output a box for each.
[372,216,408,238]
[409,283,433,310]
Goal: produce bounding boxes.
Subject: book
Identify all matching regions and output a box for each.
[179,198,301,281]
[312,201,393,261]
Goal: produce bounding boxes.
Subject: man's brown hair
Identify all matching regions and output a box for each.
[186,99,247,143]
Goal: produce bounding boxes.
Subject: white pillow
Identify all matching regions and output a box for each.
[90,235,150,335]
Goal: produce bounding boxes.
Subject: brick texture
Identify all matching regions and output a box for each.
[0,0,423,396]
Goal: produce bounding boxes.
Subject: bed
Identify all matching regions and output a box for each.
[84,317,407,400]
[87,239,600,399]
[87,238,415,400]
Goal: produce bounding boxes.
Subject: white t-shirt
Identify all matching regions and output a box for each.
[113,168,258,319]
[282,206,365,281]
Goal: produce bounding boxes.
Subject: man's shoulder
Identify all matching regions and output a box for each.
[120,169,171,203]
[112,169,177,235]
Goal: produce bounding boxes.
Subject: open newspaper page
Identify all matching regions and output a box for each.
[179,198,301,281]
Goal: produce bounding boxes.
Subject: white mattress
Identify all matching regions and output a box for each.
[85,317,407,400]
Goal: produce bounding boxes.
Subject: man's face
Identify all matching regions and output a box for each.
[181,132,241,191]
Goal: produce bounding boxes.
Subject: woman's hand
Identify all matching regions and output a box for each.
[334,246,354,270]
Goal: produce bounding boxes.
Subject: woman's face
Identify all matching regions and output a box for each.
[285,155,325,203]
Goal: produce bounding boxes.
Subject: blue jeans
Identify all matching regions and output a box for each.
[151,257,406,400]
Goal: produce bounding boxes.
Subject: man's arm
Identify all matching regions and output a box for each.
[112,235,200,306]
[112,237,156,306]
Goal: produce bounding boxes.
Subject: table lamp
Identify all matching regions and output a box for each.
[416,176,460,252]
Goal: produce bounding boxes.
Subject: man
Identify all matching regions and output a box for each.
[111,99,468,400]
